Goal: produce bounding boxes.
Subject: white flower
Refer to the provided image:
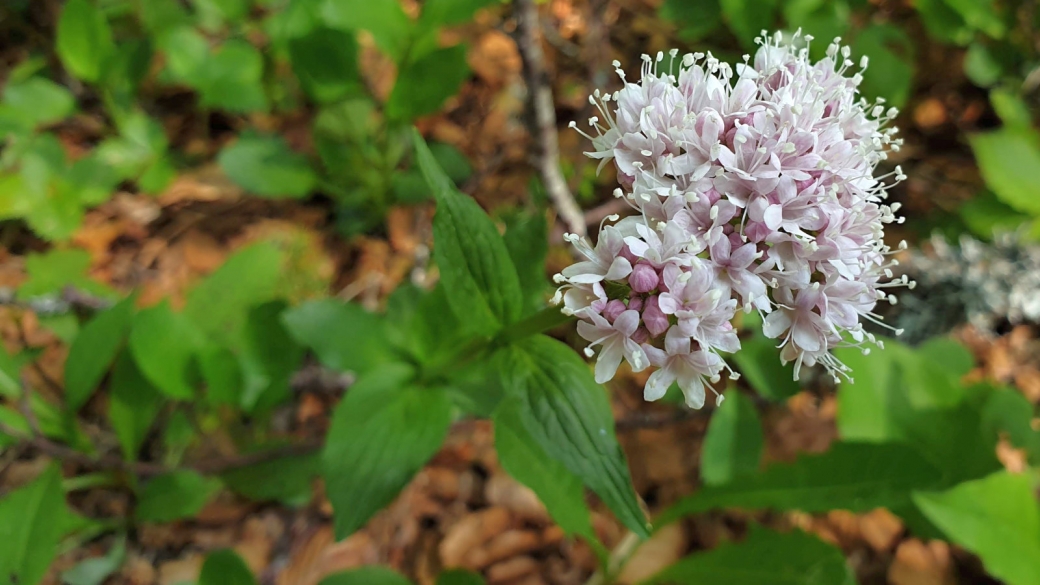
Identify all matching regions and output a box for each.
[576,310,649,383]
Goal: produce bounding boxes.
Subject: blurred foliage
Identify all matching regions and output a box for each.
[1,0,1040,584]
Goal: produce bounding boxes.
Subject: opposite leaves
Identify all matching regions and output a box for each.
[323,364,453,539]
[413,129,522,336]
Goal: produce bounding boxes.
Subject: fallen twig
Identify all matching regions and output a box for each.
[514,0,586,238]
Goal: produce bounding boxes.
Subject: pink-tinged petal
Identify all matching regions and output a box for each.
[562,261,606,283]
[644,367,676,402]
[663,327,692,355]
[762,310,792,339]
[791,321,823,352]
[576,320,611,344]
[594,340,624,384]
[624,236,650,258]
[623,339,650,372]
[729,243,759,268]
[657,291,682,314]
[642,343,668,367]
[613,310,641,337]
[604,257,634,281]
[676,368,706,409]
[763,204,783,230]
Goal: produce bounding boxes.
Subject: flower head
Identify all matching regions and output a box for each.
[558,31,910,406]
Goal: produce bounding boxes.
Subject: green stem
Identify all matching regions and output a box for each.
[495,305,575,346]
[420,306,574,383]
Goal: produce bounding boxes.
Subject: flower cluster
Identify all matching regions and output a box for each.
[554,31,909,409]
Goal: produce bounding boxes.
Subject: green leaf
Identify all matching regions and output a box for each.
[198,40,268,113]
[500,335,648,537]
[0,465,69,585]
[959,192,1033,238]
[138,0,192,35]
[990,88,1034,130]
[493,400,595,540]
[941,0,1004,38]
[503,211,548,315]
[319,0,414,63]
[108,351,164,460]
[237,301,305,411]
[964,42,1003,87]
[413,130,522,335]
[64,295,136,410]
[199,549,257,585]
[913,472,1040,585]
[659,0,722,42]
[701,392,763,486]
[659,442,945,525]
[129,301,202,399]
[199,344,243,406]
[2,77,76,128]
[387,45,470,121]
[289,27,361,103]
[981,387,1040,464]
[184,241,285,342]
[322,364,453,539]
[136,470,222,523]
[419,0,497,27]
[914,0,973,45]
[970,128,1040,215]
[282,299,393,376]
[648,526,856,585]
[319,567,413,585]
[157,26,210,83]
[731,331,800,401]
[0,346,26,398]
[56,0,115,82]
[437,570,485,585]
[18,248,116,300]
[853,24,914,108]
[222,452,319,505]
[193,0,252,30]
[719,0,777,49]
[219,133,317,198]
[61,535,126,585]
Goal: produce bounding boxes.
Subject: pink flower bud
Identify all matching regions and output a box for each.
[619,244,639,265]
[642,295,670,337]
[602,300,627,322]
[627,295,644,311]
[631,326,650,344]
[629,263,660,293]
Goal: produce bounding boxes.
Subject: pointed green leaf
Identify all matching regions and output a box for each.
[108,351,164,460]
[282,299,392,376]
[319,567,413,585]
[218,133,317,198]
[648,527,856,585]
[970,129,1040,215]
[660,442,945,524]
[500,335,648,537]
[0,465,69,585]
[289,27,361,103]
[914,472,1040,585]
[701,392,763,486]
[129,301,203,399]
[387,45,471,121]
[493,400,595,540]
[57,0,115,82]
[135,470,222,523]
[322,364,453,539]
[319,0,413,63]
[413,130,522,335]
[64,295,136,410]
[199,549,257,585]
